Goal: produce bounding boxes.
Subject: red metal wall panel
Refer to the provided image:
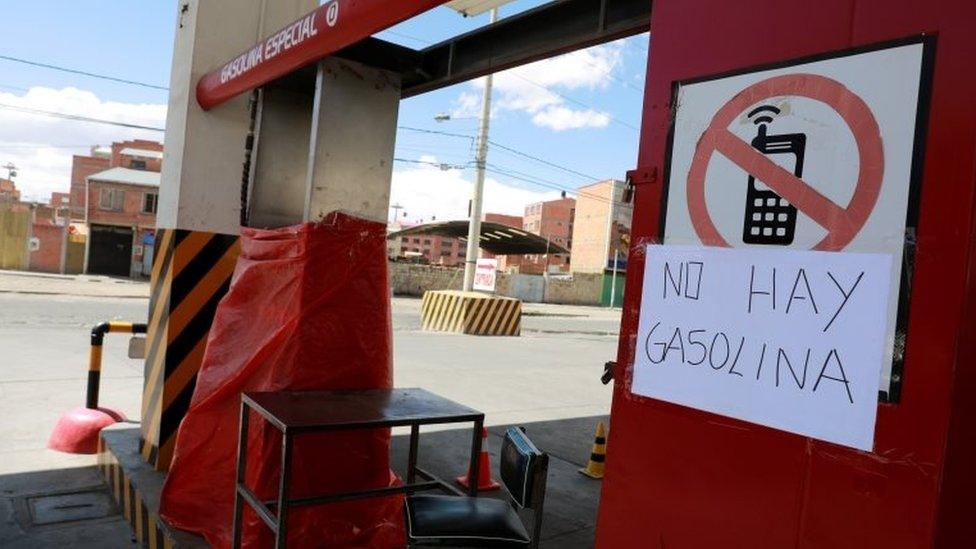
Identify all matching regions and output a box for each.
[597,1,976,547]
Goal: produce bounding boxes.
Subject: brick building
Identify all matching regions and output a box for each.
[50,191,71,209]
[483,212,524,271]
[397,231,466,266]
[69,149,110,219]
[569,179,633,306]
[81,141,163,278]
[68,139,164,220]
[520,196,575,274]
[0,178,20,202]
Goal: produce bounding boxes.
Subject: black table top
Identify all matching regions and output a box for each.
[242,388,483,431]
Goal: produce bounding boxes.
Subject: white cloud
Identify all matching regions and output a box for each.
[389,157,559,223]
[532,107,610,131]
[452,42,624,130]
[0,87,166,201]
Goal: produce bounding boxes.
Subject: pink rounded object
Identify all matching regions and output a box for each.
[48,407,125,454]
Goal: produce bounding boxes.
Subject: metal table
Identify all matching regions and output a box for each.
[232,387,484,548]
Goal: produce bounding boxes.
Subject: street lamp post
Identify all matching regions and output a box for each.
[462,7,499,292]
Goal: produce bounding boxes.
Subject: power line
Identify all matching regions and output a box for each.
[0,54,168,91]
[488,139,600,182]
[509,73,640,131]
[394,144,627,209]
[398,125,476,143]
[378,30,431,46]
[0,103,164,132]
[398,124,602,183]
[394,157,468,170]
[486,163,631,209]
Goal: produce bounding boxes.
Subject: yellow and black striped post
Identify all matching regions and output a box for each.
[140,228,240,470]
[87,321,147,409]
[420,290,521,336]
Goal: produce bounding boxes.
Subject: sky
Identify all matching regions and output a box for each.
[0,0,648,223]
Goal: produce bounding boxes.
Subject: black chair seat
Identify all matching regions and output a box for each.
[406,495,531,546]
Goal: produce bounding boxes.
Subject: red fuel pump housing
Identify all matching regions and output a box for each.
[597,0,976,547]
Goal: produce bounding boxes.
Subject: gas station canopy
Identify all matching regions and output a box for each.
[389,221,569,255]
[196,0,649,110]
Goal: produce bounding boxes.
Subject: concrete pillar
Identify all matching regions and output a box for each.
[248,57,401,227]
[304,58,401,224]
[141,0,316,470]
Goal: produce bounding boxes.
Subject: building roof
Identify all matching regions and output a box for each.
[87,167,161,187]
[388,220,569,255]
[120,147,164,160]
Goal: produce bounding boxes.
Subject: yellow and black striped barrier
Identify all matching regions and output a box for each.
[87,321,147,409]
[140,228,240,471]
[421,290,521,336]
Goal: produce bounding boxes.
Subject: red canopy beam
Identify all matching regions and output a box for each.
[196,0,452,110]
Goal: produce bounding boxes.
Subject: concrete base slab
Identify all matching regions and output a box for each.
[97,425,205,548]
[86,416,605,549]
[390,416,608,548]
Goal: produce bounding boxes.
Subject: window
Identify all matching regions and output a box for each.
[130,159,147,170]
[99,188,123,211]
[143,192,158,214]
[423,239,431,245]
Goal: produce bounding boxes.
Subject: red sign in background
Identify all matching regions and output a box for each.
[686,73,884,251]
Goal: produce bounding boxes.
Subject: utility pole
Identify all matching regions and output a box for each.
[390,202,405,222]
[462,7,499,292]
[542,233,551,302]
[605,180,617,308]
[2,162,17,180]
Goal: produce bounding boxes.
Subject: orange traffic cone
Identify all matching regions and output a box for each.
[456,427,501,491]
[579,421,607,479]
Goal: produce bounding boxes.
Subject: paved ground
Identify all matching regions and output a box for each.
[0,269,150,299]
[0,272,620,547]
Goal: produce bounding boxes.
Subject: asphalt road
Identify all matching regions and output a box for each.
[0,293,618,472]
[0,292,619,547]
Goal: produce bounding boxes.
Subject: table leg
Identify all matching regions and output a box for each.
[232,401,250,549]
[275,431,293,549]
[468,418,483,497]
[407,424,419,485]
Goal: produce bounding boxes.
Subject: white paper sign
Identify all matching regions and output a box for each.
[473,258,497,292]
[632,245,893,451]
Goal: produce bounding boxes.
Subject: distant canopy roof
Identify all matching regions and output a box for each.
[388,221,569,255]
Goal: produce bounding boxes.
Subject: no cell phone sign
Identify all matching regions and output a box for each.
[686,73,883,251]
[661,39,932,395]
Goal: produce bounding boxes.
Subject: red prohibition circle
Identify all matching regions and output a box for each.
[686,73,884,251]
